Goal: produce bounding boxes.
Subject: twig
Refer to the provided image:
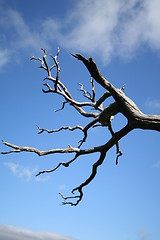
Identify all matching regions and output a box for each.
[55,101,68,112]
[50,48,60,91]
[36,153,79,176]
[36,125,84,134]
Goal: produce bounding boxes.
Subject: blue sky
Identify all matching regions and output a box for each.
[0,0,160,239]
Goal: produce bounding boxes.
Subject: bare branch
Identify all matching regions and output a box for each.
[30,56,46,70]
[1,141,81,156]
[2,123,133,205]
[78,117,99,148]
[91,77,95,102]
[107,121,122,165]
[54,101,68,112]
[36,124,83,134]
[94,91,111,110]
[59,151,106,206]
[50,48,60,90]
[78,77,95,103]
[59,192,81,206]
[36,153,79,177]
[2,49,160,206]
[78,83,92,100]
[43,77,98,118]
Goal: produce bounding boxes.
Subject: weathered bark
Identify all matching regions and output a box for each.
[2,49,160,206]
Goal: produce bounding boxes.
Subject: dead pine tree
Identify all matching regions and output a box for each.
[2,48,160,206]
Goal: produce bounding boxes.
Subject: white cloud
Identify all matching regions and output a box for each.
[0,8,45,51]
[4,162,51,182]
[4,162,37,182]
[144,0,160,49]
[0,8,59,70]
[0,49,12,68]
[60,1,121,52]
[4,162,19,174]
[0,0,160,68]
[0,224,75,240]
[58,0,160,62]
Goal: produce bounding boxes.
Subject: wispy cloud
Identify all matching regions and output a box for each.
[0,7,58,70]
[0,224,75,240]
[0,49,13,68]
[0,0,160,68]
[62,0,160,61]
[4,162,37,182]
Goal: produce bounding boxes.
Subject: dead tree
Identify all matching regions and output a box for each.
[2,48,160,206]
